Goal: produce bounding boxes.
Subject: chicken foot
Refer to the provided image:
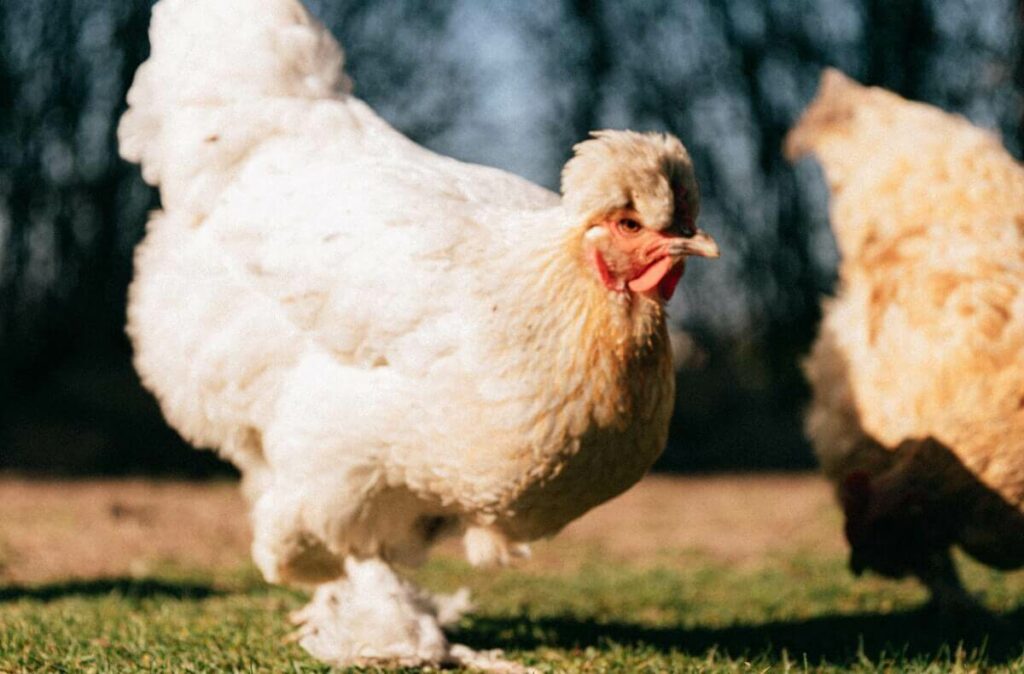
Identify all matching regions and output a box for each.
[290,556,533,672]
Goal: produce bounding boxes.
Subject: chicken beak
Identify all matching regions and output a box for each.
[669,229,720,259]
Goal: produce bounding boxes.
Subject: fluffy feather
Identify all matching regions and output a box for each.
[120,0,710,667]
[787,69,1024,607]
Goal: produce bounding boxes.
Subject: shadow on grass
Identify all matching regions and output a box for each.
[457,606,1024,665]
[0,578,220,603]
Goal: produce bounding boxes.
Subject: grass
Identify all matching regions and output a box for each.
[2,552,1024,673]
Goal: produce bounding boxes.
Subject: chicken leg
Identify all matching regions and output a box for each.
[917,550,987,615]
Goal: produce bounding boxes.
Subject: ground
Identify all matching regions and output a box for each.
[1,474,1022,672]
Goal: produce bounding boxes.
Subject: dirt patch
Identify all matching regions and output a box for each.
[0,474,844,583]
[0,479,247,583]
[537,474,844,566]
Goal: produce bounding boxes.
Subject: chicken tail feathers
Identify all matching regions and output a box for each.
[118,0,350,215]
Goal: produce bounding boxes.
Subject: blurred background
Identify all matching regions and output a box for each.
[1,0,1021,476]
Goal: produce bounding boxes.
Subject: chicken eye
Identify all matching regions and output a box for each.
[617,218,643,235]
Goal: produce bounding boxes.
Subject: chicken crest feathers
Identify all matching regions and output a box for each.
[561,130,699,231]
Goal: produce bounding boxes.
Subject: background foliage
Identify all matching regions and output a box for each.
[1,0,1021,473]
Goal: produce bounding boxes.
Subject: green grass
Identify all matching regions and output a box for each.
[2,553,1024,673]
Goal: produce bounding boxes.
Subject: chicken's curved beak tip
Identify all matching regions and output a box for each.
[695,231,720,259]
[671,230,720,259]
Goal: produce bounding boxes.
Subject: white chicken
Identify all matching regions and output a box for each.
[119,0,718,669]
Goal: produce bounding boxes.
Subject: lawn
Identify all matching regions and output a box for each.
[2,476,1023,673]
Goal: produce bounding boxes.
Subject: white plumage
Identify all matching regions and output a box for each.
[120,0,717,667]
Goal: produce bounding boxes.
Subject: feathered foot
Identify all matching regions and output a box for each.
[447,644,538,673]
[289,556,533,672]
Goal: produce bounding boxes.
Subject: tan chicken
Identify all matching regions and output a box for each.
[118,0,718,668]
[786,69,1024,608]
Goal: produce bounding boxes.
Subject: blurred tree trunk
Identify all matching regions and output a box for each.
[866,0,932,96]
[315,0,466,143]
[566,0,610,139]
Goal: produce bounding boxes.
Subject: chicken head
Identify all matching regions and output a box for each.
[562,130,719,302]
